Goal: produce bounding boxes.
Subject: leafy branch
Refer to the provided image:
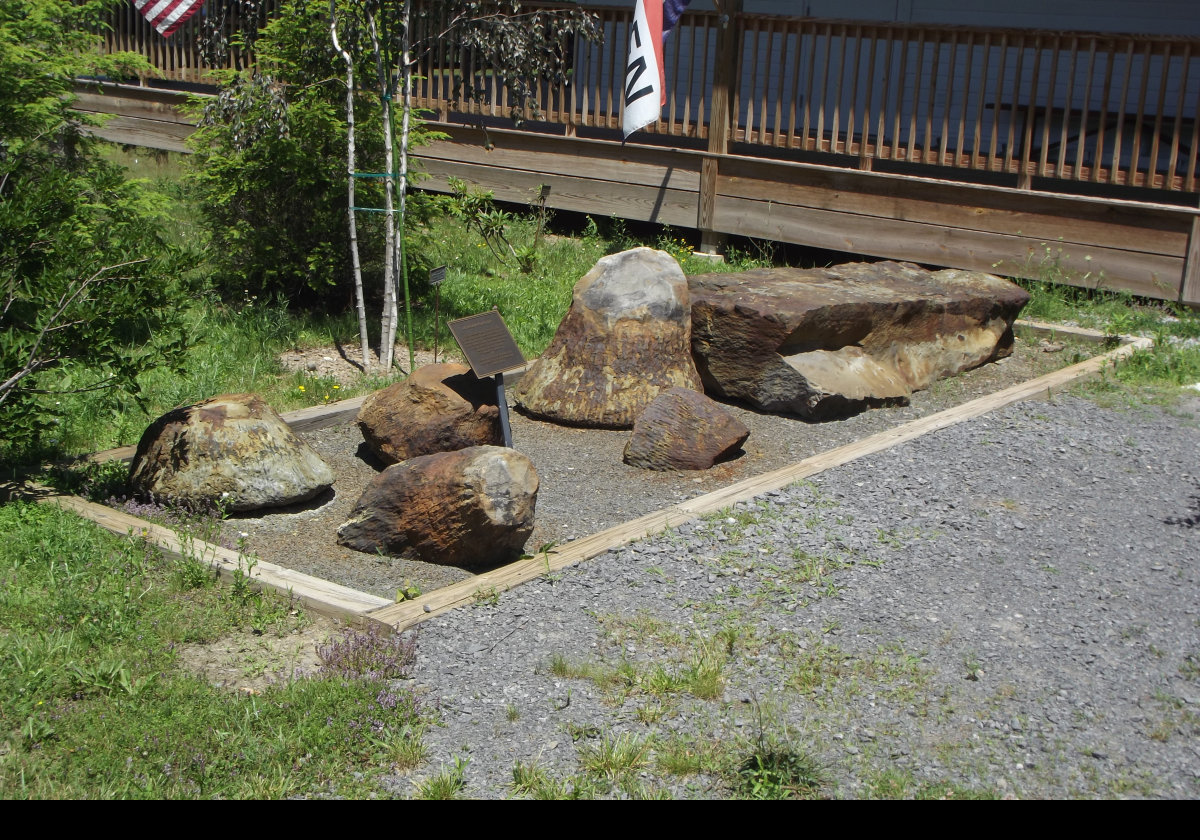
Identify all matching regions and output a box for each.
[0,260,149,409]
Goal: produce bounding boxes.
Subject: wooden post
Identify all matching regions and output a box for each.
[1182,200,1200,307]
[698,0,742,255]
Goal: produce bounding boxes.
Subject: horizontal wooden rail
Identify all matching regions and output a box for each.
[70,77,1200,305]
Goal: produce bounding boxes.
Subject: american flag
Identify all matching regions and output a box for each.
[622,0,691,138]
[133,0,206,38]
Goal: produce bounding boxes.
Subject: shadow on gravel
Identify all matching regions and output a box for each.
[1164,482,1200,528]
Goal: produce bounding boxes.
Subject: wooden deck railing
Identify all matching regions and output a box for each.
[727,18,1200,192]
[101,0,264,84]
[104,2,1199,194]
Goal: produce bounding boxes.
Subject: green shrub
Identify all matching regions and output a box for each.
[0,0,188,463]
[185,0,438,311]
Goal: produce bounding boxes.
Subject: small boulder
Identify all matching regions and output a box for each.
[358,363,502,464]
[513,247,702,428]
[129,393,333,511]
[623,388,749,471]
[337,446,538,568]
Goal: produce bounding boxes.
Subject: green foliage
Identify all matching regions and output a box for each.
[187,0,385,309]
[415,756,469,799]
[730,699,826,800]
[187,0,600,314]
[0,0,189,463]
[734,747,825,799]
[445,177,527,269]
[576,732,653,783]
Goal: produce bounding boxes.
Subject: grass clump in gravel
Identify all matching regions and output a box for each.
[510,761,599,799]
[862,767,1002,800]
[577,731,653,783]
[547,622,732,707]
[783,636,932,708]
[413,756,470,800]
[734,744,826,800]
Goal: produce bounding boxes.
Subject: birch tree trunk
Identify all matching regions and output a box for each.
[397,0,415,373]
[368,10,399,370]
[331,3,371,371]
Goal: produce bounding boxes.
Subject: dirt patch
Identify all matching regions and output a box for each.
[174,613,340,695]
[278,343,462,387]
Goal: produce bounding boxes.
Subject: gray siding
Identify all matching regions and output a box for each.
[743,0,1200,36]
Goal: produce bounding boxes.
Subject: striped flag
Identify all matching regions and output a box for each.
[132,0,206,38]
[622,0,691,138]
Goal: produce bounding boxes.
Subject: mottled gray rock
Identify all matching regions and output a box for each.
[690,261,1030,419]
[337,445,538,568]
[128,393,333,511]
[357,363,503,465]
[514,247,702,428]
[623,387,749,471]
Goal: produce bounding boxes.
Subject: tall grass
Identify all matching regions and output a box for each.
[0,502,425,799]
[1012,249,1200,402]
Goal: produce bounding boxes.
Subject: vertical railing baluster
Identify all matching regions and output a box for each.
[1111,40,1136,185]
[803,21,818,151]
[1128,42,1154,186]
[858,26,877,163]
[786,21,803,149]
[1037,34,1060,179]
[1166,43,1191,189]
[939,31,956,166]
[876,27,894,161]
[1075,37,1097,181]
[1148,43,1172,188]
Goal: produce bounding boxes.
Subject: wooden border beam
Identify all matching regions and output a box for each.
[42,494,392,625]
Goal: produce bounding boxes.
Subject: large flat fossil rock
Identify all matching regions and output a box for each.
[689,261,1030,419]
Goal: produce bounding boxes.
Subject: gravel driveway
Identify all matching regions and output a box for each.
[385,393,1200,799]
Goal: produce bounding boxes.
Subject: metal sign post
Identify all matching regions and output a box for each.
[447,310,526,447]
[430,265,446,363]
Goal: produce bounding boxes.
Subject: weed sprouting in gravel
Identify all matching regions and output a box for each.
[510,762,599,799]
[316,625,417,681]
[415,756,470,799]
[735,747,825,799]
[656,734,725,777]
[577,731,653,783]
[732,698,826,799]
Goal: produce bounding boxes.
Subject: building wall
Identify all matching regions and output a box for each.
[592,1,1200,37]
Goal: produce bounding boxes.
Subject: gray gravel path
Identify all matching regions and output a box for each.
[384,393,1200,799]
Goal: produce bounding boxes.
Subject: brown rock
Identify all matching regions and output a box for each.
[513,247,702,428]
[689,261,1030,419]
[128,393,333,511]
[357,363,503,464]
[336,446,538,568]
[623,388,749,471]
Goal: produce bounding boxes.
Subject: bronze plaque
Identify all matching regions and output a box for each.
[448,310,526,378]
[429,265,447,286]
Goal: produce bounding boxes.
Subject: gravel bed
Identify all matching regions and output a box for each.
[227,336,1083,600]
[386,393,1200,799]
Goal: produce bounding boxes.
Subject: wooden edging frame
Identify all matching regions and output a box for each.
[39,321,1151,632]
